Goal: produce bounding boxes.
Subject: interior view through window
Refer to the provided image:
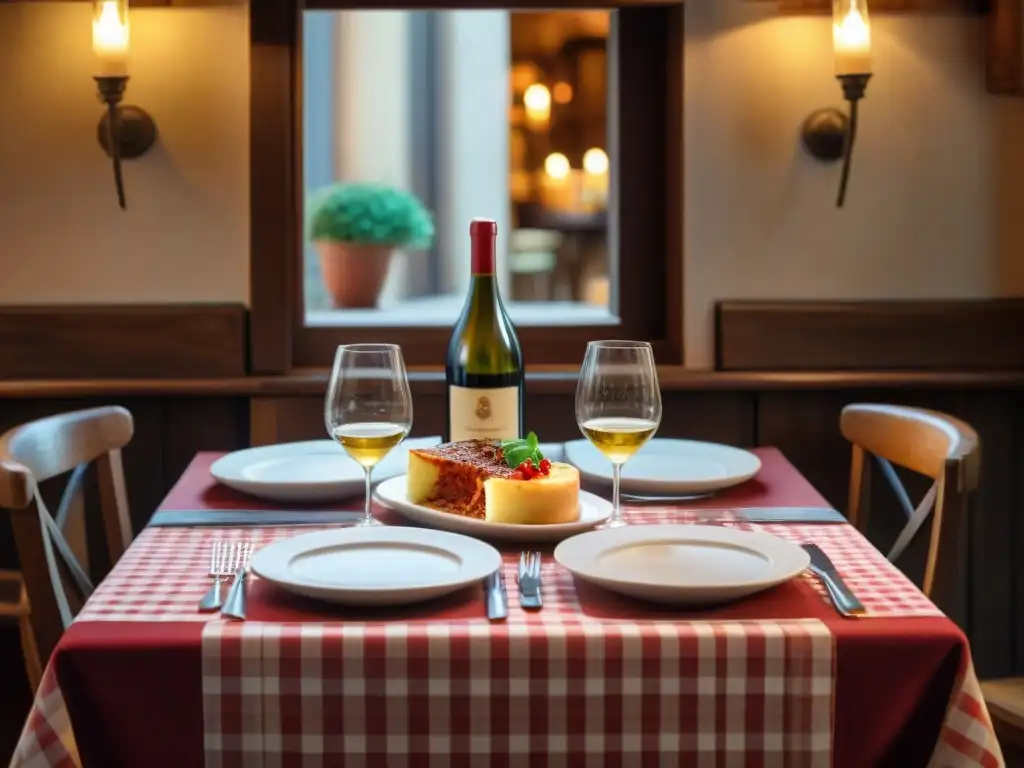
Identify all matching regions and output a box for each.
[302,10,614,327]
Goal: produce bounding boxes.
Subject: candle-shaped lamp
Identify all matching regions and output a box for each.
[93,0,129,77]
[831,0,871,207]
[801,0,872,207]
[833,0,872,77]
[91,0,156,210]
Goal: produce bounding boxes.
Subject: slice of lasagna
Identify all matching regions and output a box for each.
[407,439,580,524]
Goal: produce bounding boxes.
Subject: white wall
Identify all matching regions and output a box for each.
[684,3,1024,366]
[1,3,1022,367]
[0,4,249,304]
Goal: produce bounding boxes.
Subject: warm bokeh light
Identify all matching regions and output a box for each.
[523,83,551,124]
[582,148,609,176]
[543,152,571,180]
[832,0,871,76]
[93,0,129,76]
[552,81,573,105]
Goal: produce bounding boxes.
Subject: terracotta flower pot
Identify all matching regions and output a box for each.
[316,242,394,308]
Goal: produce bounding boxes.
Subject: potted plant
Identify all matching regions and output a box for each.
[308,182,434,308]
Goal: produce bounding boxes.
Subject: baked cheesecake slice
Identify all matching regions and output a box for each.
[407,438,580,524]
[485,461,580,524]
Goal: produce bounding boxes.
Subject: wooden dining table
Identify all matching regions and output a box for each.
[11,447,1004,767]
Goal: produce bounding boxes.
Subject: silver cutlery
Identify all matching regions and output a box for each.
[151,510,361,528]
[802,544,866,617]
[625,504,847,524]
[485,568,507,621]
[621,492,714,503]
[221,542,253,621]
[198,542,243,612]
[517,551,543,610]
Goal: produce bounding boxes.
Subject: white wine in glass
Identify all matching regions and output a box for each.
[325,344,413,527]
[576,341,662,528]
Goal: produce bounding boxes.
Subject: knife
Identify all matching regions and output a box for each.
[802,544,866,616]
[485,568,507,621]
[221,565,249,621]
[149,510,361,527]
[712,507,846,524]
[629,505,846,524]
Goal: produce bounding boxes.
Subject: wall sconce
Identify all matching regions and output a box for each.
[800,0,872,208]
[92,0,157,210]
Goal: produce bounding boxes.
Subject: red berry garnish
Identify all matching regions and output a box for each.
[539,458,552,474]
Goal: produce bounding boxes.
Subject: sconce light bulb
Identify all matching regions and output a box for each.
[93,0,130,77]
[543,152,571,181]
[832,0,872,76]
[837,8,869,47]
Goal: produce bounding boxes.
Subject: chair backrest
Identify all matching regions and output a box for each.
[0,406,134,663]
[841,403,980,604]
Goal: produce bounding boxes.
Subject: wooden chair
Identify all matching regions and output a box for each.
[0,406,135,688]
[841,403,1023,757]
[842,403,979,602]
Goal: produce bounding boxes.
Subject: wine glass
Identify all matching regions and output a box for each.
[325,344,413,527]
[575,340,662,528]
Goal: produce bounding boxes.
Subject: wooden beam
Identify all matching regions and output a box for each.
[987,0,1024,94]
[716,300,1024,371]
[771,0,981,12]
[0,305,247,379]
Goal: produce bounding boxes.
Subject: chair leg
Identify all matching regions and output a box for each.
[18,585,43,693]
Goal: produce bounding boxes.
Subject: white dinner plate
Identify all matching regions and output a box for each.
[373,475,613,543]
[210,437,441,503]
[251,526,501,606]
[554,524,809,606]
[564,438,762,494]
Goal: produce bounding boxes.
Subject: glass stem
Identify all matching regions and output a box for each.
[364,466,373,524]
[612,462,622,523]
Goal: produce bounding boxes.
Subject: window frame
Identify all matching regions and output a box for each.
[249,0,683,374]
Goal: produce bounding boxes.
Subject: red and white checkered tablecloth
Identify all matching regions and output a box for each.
[73,511,941,623]
[201,616,833,767]
[10,667,76,768]
[11,518,1005,768]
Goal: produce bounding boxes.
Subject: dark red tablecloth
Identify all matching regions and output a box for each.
[55,448,968,767]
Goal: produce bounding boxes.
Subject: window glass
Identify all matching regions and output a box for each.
[302,10,614,328]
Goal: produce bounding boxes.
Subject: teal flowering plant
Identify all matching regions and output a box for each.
[308,182,434,250]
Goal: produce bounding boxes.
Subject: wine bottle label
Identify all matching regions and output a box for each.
[449,386,519,442]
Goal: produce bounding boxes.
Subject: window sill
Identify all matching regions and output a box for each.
[306,295,618,328]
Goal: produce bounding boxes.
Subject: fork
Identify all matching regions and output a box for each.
[221,542,253,621]
[517,551,543,610]
[198,541,241,612]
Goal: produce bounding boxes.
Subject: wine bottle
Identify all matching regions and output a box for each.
[445,218,524,443]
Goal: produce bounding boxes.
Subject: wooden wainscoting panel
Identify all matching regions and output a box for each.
[250,391,756,448]
[162,398,251,491]
[0,305,247,380]
[717,300,1024,371]
[956,390,1024,679]
[0,628,30,766]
